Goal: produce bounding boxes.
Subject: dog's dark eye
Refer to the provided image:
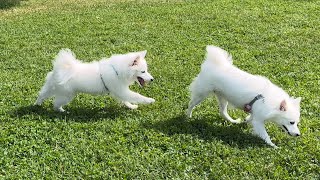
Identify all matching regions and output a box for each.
[141,71,145,73]
[290,122,295,125]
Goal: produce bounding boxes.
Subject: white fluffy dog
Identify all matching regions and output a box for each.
[35,49,155,112]
[187,45,301,148]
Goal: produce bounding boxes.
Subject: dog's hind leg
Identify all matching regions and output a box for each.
[53,93,75,112]
[35,72,54,105]
[187,92,209,118]
[216,95,241,124]
[35,88,54,105]
[123,101,138,109]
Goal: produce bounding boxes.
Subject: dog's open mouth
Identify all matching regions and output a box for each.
[137,77,145,87]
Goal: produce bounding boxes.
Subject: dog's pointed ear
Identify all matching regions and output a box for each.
[131,51,147,66]
[295,97,302,104]
[139,50,147,59]
[292,97,302,107]
[280,100,287,111]
[132,56,140,66]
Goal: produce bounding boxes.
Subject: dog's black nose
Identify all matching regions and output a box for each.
[150,79,154,82]
[295,133,300,137]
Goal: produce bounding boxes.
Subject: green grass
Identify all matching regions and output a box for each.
[0,0,319,178]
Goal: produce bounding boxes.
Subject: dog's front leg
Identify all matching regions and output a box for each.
[116,89,155,105]
[251,121,278,148]
[244,114,253,123]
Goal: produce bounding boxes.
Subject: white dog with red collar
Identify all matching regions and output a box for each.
[187,45,301,148]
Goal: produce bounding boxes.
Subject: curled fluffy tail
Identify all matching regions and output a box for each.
[52,49,79,85]
[206,45,233,65]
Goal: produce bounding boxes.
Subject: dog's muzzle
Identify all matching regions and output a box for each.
[282,125,300,136]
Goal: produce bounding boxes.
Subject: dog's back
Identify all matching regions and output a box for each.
[194,46,269,108]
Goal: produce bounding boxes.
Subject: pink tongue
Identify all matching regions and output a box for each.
[138,77,145,86]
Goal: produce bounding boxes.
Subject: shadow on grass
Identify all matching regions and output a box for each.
[143,113,267,149]
[11,104,137,122]
[0,0,24,9]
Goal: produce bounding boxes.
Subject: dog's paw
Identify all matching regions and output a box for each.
[54,107,66,113]
[186,109,192,118]
[270,143,279,149]
[230,118,242,124]
[34,100,42,106]
[123,102,138,109]
[145,98,155,104]
[128,104,138,109]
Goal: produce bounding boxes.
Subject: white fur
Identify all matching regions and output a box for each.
[187,45,301,148]
[35,49,155,112]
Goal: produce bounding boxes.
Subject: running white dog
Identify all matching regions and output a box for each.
[187,45,301,148]
[35,49,155,112]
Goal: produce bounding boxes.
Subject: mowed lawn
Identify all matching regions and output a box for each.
[0,0,319,178]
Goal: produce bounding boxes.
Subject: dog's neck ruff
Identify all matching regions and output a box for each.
[99,64,119,92]
[244,94,264,112]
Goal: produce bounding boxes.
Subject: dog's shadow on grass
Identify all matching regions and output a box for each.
[143,113,266,149]
[11,104,137,122]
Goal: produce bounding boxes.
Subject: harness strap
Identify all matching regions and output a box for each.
[244,94,264,112]
[100,73,109,92]
[99,64,119,92]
